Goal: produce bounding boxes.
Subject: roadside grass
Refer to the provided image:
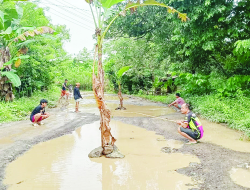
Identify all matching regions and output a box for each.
[0,85,60,124]
[136,93,250,138]
[136,94,176,104]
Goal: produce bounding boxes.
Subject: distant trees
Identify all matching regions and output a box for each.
[107,0,250,75]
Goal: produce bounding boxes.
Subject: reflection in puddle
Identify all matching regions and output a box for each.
[230,167,250,188]
[78,102,174,118]
[84,94,129,101]
[4,121,199,190]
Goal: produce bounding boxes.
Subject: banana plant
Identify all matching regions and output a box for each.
[85,0,188,155]
[0,1,54,101]
[115,65,131,110]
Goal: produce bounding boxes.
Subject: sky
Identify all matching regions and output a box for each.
[34,0,97,56]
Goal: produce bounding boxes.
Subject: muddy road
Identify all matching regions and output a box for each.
[0,93,250,190]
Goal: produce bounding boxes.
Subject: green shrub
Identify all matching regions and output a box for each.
[0,85,60,123]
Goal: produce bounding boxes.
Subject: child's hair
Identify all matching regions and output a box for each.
[65,79,68,81]
[176,93,180,97]
[40,99,48,105]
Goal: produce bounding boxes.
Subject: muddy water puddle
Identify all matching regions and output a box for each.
[3,121,199,190]
[74,94,174,117]
[84,94,129,101]
[230,167,250,188]
[0,111,76,148]
[66,95,250,153]
[200,119,250,153]
[76,102,174,117]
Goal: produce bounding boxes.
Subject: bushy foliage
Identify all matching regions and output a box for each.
[0,85,60,123]
[107,0,250,76]
[174,73,211,95]
[174,73,250,97]
[104,38,172,93]
[54,48,93,91]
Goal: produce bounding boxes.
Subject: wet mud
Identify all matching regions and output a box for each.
[0,93,250,189]
[3,121,200,190]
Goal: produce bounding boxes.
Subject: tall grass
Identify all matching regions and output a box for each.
[0,85,60,123]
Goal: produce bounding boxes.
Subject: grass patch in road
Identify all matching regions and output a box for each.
[0,86,60,124]
[136,93,250,138]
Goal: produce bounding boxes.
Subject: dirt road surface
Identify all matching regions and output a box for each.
[0,93,250,190]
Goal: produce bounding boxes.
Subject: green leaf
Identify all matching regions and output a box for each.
[35,81,45,88]
[3,26,12,34]
[99,0,124,8]
[218,17,225,22]
[1,71,21,87]
[3,55,30,66]
[4,8,19,29]
[202,41,214,51]
[0,10,4,30]
[117,66,131,79]
[16,26,35,36]
[16,39,36,47]
[142,0,166,6]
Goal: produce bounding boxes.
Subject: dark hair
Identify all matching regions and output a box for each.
[176,93,180,97]
[40,99,48,105]
[65,79,68,81]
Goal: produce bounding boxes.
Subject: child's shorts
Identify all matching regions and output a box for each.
[75,99,80,102]
[61,90,66,96]
[180,127,200,140]
[31,115,43,122]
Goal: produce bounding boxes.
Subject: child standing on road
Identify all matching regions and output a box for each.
[60,79,69,99]
[30,99,50,127]
[74,83,82,112]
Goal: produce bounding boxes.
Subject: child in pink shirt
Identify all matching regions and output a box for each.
[168,93,185,109]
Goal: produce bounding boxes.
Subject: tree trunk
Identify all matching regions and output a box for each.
[0,47,14,101]
[92,32,116,155]
[116,84,126,110]
[0,47,11,70]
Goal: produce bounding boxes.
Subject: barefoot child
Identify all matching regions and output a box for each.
[30,99,50,126]
[74,83,82,112]
[60,79,69,99]
[176,103,204,144]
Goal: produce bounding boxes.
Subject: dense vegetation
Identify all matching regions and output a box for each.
[0,1,93,122]
[104,0,250,136]
[0,0,250,137]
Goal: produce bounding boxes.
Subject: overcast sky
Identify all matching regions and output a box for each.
[35,0,96,56]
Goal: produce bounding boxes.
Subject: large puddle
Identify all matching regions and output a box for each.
[3,121,200,190]
[200,119,250,153]
[77,102,174,118]
[59,94,250,154]
[2,94,250,189]
[230,167,250,188]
